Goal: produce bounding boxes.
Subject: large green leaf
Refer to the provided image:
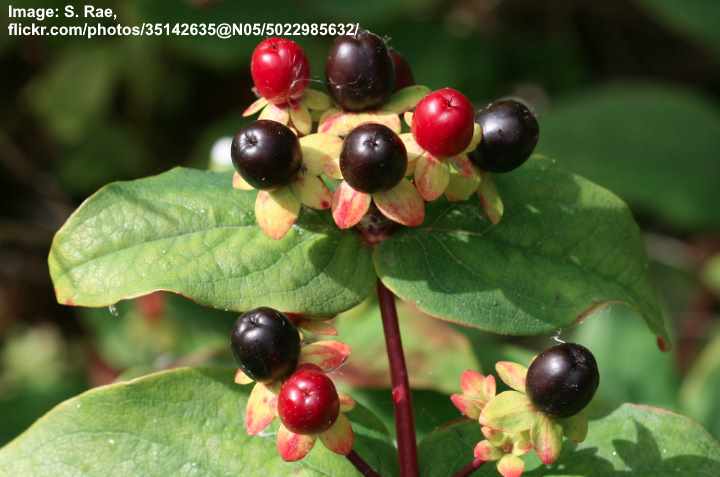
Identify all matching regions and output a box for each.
[0,367,396,476]
[636,0,720,54]
[419,403,720,476]
[49,168,375,315]
[375,156,667,341]
[681,329,720,439]
[538,84,720,230]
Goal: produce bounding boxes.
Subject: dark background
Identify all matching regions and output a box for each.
[1,0,720,445]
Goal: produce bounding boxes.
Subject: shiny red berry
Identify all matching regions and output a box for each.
[340,123,407,193]
[389,48,415,91]
[468,100,539,173]
[526,343,599,418]
[251,37,310,106]
[412,88,474,157]
[325,30,395,112]
[278,364,340,434]
[230,307,301,383]
[231,120,302,190]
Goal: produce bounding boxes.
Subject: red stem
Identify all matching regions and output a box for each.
[346,449,382,477]
[376,280,419,477]
[451,459,486,477]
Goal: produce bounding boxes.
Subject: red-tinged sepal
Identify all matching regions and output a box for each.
[479,391,537,434]
[512,431,533,456]
[319,109,401,136]
[332,182,372,229]
[373,179,425,227]
[478,172,504,225]
[299,133,343,179]
[403,111,413,128]
[242,97,269,117]
[319,414,354,455]
[296,319,338,337]
[291,174,332,210]
[495,362,528,393]
[339,393,356,412]
[298,340,351,372]
[301,89,332,111]
[255,188,301,240]
[446,171,481,201]
[414,155,450,201]
[481,426,505,446]
[258,102,290,125]
[277,424,316,462]
[234,369,253,385]
[232,172,254,191]
[531,413,563,465]
[451,371,496,419]
[462,123,483,153]
[474,440,503,462]
[399,133,424,176]
[382,85,432,114]
[560,409,589,443]
[245,382,278,435]
[497,454,524,477]
[289,104,312,136]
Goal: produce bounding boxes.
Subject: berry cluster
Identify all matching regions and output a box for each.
[231,307,355,462]
[451,343,599,477]
[231,30,539,240]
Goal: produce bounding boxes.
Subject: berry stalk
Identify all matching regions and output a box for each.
[346,450,382,477]
[451,459,485,477]
[376,280,419,477]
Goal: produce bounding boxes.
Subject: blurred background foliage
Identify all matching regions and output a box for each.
[2,0,720,446]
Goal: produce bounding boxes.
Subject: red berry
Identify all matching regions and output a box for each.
[389,49,415,91]
[278,364,340,435]
[251,38,310,105]
[412,88,475,157]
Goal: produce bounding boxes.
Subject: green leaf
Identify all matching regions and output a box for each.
[702,254,720,298]
[81,293,236,370]
[419,404,720,476]
[569,306,679,413]
[375,156,668,341]
[681,329,720,439]
[0,367,397,476]
[636,0,720,54]
[49,167,375,315]
[335,298,479,394]
[538,84,720,230]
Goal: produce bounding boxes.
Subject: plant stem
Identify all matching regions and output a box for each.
[376,280,419,477]
[346,450,382,477]
[451,459,485,477]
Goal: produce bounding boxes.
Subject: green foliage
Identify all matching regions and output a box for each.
[681,329,720,439]
[637,0,720,54]
[376,156,667,340]
[0,368,397,476]
[419,404,720,476]
[539,84,720,230]
[48,168,375,315]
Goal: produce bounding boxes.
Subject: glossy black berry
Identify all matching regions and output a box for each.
[231,120,302,190]
[230,307,301,383]
[526,343,599,418]
[468,100,539,173]
[325,30,395,112]
[340,123,407,193]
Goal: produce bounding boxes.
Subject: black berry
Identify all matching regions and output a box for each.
[389,48,415,91]
[231,120,302,190]
[468,100,539,173]
[230,307,301,383]
[325,30,395,112]
[340,123,407,193]
[526,343,599,418]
